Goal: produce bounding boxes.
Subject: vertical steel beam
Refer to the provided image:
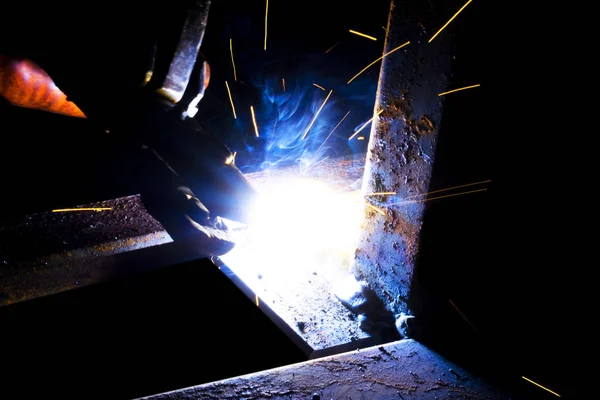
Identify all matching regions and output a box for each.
[352,0,457,318]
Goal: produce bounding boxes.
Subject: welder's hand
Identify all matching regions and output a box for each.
[130,116,256,259]
[110,74,257,259]
[138,166,237,258]
[134,138,234,258]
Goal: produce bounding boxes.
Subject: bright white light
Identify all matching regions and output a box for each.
[221,177,363,293]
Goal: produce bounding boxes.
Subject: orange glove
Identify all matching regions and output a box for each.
[0,55,85,118]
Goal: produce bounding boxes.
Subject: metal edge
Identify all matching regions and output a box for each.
[211,256,315,358]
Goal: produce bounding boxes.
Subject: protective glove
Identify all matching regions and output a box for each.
[115,90,256,258]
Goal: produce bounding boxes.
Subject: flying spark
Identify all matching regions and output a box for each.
[348,41,410,84]
[225,151,237,165]
[250,106,259,137]
[366,203,386,215]
[388,188,487,207]
[357,136,364,140]
[348,109,383,140]
[305,156,330,172]
[429,0,474,43]
[229,38,237,81]
[325,41,340,53]
[349,29,377,41]
[405,179,490,200]
[313,111,350,156]
[52,208,112,212]
[282,78,286,91]
[255,294,260,307]
[264,0,269,50]
[521,377,561,397]
[225,81,237,119]
[365,192,396,196]
[313,83,326,91]
[448,298,478,333]
[301,89,333,140]
[438,83,480,96]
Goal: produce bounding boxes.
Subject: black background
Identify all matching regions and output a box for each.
[0,0,575,399]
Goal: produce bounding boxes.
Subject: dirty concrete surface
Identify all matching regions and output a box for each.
[139,339,511,400]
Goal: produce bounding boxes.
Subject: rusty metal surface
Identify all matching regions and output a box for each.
[139,339,511,400]
[0,195,173,306]
[0,195,164,262]
[154,0,211,104]
[352,0,456,317]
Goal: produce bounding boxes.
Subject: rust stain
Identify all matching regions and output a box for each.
[415,115,434,134]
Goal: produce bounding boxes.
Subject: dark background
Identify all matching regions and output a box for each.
[0,0,574,399]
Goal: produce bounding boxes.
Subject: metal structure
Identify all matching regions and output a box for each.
[352,0,456,323]
[139,339,511,400]
[0,0,544,399]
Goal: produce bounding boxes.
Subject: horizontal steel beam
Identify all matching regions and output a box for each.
[0,195,175,306]
[139,339,511,399]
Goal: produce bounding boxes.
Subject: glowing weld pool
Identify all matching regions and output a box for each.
[219,156,373,350]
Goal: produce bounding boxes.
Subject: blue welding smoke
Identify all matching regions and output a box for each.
[231,55,380,174]
[196,2,388,174]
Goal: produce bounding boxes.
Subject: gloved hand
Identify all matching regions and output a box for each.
[0,53,254,259]
[140,175,238,258]
[116,91,257,259]
[1,39,255,259]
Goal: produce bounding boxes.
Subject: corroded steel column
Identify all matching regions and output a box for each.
[352,0,458,319]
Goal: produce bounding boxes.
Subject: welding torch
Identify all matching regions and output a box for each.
[0,0,257,257]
